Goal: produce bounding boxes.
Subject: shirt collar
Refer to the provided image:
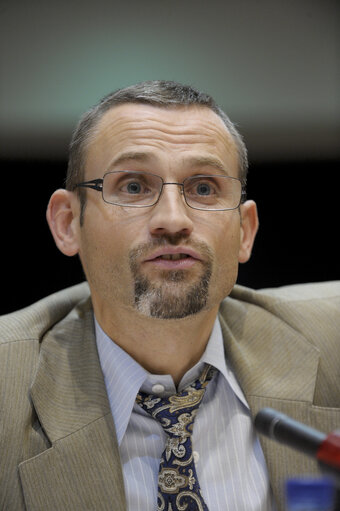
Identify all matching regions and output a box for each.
[95,319,147,444]
[202,318,248,409]
[95,315,248,445]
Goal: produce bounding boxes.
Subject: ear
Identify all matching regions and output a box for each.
[46,189,80,257]
[238,200,259,263]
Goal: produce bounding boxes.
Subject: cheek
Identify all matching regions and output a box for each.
[79,204,147,269]
[208,214,241,259]
[207,216,241,289]
[216,235,240,272]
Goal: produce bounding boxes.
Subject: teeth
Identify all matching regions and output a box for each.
[159,253,189,260]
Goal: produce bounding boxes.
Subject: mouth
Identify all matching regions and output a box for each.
[143,247,201,269]
[154,253,191,261]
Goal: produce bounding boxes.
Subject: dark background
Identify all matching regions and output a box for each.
[1,0,339,313]
[1,157,338,314]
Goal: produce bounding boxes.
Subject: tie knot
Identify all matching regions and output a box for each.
[136,365,215,439]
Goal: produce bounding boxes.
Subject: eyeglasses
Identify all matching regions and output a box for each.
[74,170,246,211]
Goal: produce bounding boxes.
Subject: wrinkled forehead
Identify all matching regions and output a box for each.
[84,103,239,178]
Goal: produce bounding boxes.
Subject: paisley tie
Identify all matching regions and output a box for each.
[136,364,215,511]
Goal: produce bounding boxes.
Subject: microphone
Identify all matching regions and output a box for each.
[254,408,340,473]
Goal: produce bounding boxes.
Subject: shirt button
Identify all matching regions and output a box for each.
[193,451,200,464]
[152,384,165,394]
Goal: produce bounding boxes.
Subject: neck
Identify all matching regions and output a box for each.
[93,300,219,385]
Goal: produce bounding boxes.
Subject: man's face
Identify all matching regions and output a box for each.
[74,103,254,319]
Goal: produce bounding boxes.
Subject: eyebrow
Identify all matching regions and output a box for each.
[108,151,229,175]
[108,151,153,169]
[185,156,229,174]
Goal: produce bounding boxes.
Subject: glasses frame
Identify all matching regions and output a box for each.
[74,170,247,211]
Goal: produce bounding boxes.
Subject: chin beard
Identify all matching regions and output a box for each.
[129,238,214,319]
[133,267,212,319]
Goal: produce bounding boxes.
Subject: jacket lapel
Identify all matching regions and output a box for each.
[219,293,340,510]
[19,297,126,511]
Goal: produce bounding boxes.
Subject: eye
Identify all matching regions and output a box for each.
[126,181,142,194]
[119,177,150,195]
[186,178,218,197]
[196,182,212,196]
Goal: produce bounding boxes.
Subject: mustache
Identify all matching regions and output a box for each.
[129,235,214,266]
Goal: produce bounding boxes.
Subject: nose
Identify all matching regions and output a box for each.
[148,184,194,238]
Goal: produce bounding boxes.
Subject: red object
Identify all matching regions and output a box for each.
[317,431,340,470]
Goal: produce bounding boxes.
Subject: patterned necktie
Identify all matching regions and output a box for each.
[136,364,215,511]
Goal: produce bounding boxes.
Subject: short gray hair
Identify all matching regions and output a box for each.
[66,81,248,223]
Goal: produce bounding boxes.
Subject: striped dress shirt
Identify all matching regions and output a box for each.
[95,317,276,511]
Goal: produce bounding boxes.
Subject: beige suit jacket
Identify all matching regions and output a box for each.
[1,281,339,510]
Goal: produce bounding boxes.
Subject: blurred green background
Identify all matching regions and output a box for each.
[1,0,339,161]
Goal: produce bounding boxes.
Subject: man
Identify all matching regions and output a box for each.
[1,81,339,511]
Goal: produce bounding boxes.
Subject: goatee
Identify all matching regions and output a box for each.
[129,238,213,319]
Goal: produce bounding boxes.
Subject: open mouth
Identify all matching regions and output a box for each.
[155,253,191,261]
[142,246,202,269]
[143,248,200,270]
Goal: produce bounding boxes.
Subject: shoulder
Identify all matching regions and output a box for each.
[0,282,91,346]
[251,280,339,303]
[0,282,92,445]
[230,280,340,304]
[226,280,340,317]
[221,281,340,347]
[226,280,340,315]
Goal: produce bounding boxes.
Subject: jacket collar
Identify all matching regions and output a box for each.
[218,295,320,403]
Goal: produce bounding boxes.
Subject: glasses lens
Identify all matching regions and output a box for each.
[102,171,162,206]
[183,175,242,210]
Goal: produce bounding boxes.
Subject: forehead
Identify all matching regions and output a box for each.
[85,103,239,176]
